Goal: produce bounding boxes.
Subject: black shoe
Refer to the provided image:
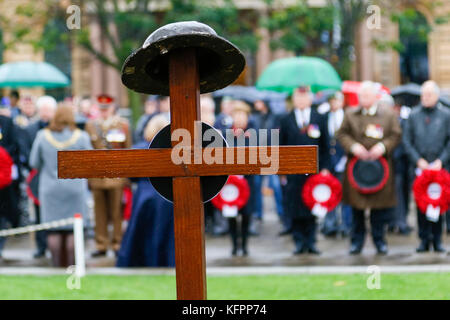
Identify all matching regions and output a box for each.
[278,228,292,236]
[349,244,362,255]
[293,246,306,255]
[91,250,107,257]
[249,219,261,236]
[398,226,412,235]
[322,230,338,238]
[433,241,446,253]
[376,243,388,255]
[242,248,248,256]
[307,247,321,255]
[33,250,46,259]
[416,241,430,253]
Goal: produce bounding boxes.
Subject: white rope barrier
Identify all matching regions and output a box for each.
[0,214,86,277]
[0,217,75,237]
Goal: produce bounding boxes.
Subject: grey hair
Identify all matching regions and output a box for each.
[358,81,379,96]
[36,95,57,110]
[421,80,440,96]
[378,94,395,108]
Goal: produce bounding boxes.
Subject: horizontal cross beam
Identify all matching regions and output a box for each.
[58,146,317,179]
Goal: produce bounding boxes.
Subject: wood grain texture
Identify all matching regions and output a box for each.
[172,177,206,300]
[57,146,318,179]
[169,49,206,300]
[169,48,201,144]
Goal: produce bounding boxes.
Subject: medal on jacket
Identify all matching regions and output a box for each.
[307,124,321,138]
[365,124,383,139]
[106,129,126,142]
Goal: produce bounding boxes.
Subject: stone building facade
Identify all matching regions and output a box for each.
[2,0,450,104]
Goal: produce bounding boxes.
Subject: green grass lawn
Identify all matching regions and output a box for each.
[0,273,449,299]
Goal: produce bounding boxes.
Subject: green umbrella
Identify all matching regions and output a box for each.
[256,56,342,94]
[0,61,70,88]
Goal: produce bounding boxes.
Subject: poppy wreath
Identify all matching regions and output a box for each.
[0,146,13,189]
[347,157,389,194]
[413,169,450,215]
[211,175,250,211]
[26,169,40,206]
[302,173,343,212]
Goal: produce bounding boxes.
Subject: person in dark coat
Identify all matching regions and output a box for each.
[214,97,234,131]
[402,80,450,253]
[336,81,402,255]
[280,86,331,255]
[222,100,256,256]
[320,92,352,237]
[389,100,412,235]
[117,114,175,267]
[253,99,286,234]
[0,114,21,258]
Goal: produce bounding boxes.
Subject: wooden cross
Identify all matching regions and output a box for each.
[58,48,318,300]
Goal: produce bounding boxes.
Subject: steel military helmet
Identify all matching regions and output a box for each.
[121,21,246,95]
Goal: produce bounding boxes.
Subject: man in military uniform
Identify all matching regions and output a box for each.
[85,95,131,256]
[337,81,401,255]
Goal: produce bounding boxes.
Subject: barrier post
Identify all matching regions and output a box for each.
[73,213,86,277]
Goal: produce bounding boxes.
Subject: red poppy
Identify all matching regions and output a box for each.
[302,173,342,212]
[211,175,250,210]
[413,169,450,215]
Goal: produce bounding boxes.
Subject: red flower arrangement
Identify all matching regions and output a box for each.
[211,175,250,210]
[413,169,450,215]
[0,146,13,189]
[302,173,342,212]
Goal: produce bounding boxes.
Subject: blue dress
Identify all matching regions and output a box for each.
[116,141,175,267]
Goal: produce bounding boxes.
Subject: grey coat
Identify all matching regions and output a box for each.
[402,104,450,170]
[29,127,92,230]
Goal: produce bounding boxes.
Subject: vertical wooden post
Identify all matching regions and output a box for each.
[169,48,206,300]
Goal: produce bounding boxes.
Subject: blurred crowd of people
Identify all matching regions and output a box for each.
[0,78,449,267]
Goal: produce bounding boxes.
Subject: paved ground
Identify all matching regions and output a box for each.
[0,195,449,269]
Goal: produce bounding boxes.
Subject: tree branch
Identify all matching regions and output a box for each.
[93,0,121,64]
[81,39,121,70]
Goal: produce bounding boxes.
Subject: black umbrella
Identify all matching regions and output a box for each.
[391,83,450,108]
[439,95,450,108]
[391,83,421,107]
